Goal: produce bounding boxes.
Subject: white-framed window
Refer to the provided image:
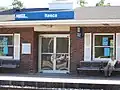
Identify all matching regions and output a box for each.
[0,34,20,60]
[93,33,115,61]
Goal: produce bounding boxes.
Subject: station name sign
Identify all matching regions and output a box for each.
[15,11,74,20]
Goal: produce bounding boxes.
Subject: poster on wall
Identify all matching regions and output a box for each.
[22,43,31,54]
[104,47,110,56]
[3,37,8,55]
[110,39,113,46]
[102,37,108,46]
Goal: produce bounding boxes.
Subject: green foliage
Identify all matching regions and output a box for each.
[0,7,8,10]
[96,0,111,6]
[106,3,111,6]
[78,0,88,7]
[12,0,24,9]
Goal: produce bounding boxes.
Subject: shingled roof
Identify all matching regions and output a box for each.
[74,6,120,20]
[0,8,49,15]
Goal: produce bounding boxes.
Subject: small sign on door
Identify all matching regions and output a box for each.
[22,43,31,54]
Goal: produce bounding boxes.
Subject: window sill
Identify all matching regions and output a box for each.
[0,56,13,60]
[93,59,110,61]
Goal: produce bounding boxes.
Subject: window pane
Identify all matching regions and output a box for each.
[42,38,53,53]
[0,47,13,56]
[41,54,53,70]
[0,36,13,45]
[56,54,69,70]
[95,47,113,58]
[95,35,113,46]
[56,38,68,53]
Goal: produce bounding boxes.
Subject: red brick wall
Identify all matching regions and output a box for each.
[70,26,120,73]
[70,27,84,73]
[0,27,36,73]
[33,32,39,73]
[2,26,120,73]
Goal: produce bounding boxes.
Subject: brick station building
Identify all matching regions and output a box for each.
[0,4,120,74]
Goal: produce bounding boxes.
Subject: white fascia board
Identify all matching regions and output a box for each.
[0,15,15,21]
[0,19,120,27]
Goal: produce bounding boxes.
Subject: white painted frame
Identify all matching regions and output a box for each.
[14,33,20,60]
[116,33,120,60]
[93,33,115,61]
[84,33,92,61]
[38,34,70,73]
[0,34,13,59]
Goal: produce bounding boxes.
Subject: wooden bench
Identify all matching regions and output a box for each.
[76,61,120,74]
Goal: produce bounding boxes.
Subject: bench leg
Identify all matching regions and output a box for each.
[77,70,80,75]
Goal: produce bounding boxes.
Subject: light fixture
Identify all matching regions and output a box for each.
[77,27,81,32]
[77,27,84,38]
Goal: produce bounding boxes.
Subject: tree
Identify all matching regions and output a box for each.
[0,7,8,11]
[106,3,111,6]
[77,0,88,7]
[12,0,24,9]
[96,0,110,6]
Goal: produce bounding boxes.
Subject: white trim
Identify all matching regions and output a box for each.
[52,53,69,54]
[0,34,13,36]
[54,37,56,71]
[41,70,69,74]
[93,33,115,35]
[14,33,20,60]
[68,36,70,73]
[116,33,120,60]
[116,33,120,47]
[95,46,113,48]
[93,33,115,61]
[34,26,70,32]
[41,53,54,54]
[38,36,42,72]
[2,19,120,27]
[84,33,91,61]
[39,34,69,37]
[0,56,13,59]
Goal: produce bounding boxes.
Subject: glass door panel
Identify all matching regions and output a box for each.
[56,38,68,53]
[42,38,53,53]
[41,37,54,70]
[41,54,54,70]
[56,38,69,70]
[56,54,69,70]
[40,35,70,73]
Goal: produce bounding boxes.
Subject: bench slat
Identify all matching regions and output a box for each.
[77,67,120,71]
[114,68,120,71]
[1,64,17,68]
[77,67,100,71]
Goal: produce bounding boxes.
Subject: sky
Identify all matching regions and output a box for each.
[1,0,120,8]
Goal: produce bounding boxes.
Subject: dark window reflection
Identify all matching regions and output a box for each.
[56,38,68,53]
[42,38,53,53]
